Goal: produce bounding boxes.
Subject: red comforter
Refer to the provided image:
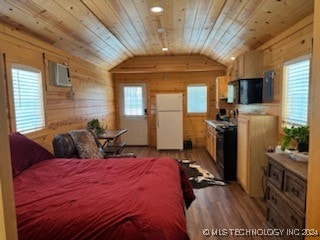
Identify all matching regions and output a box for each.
[14,157,195,240]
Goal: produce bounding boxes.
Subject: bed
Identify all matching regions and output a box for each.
[10,132,195,240]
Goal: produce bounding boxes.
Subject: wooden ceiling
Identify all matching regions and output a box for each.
[0,0,314,70]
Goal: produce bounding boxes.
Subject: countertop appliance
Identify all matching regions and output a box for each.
[156,93,183,150]
[215,121,237,181]
[227,78,263,104]
[239,78,263,104]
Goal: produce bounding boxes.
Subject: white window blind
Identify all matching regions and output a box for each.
[124,86,143,116]
[187,85,207,113]
[283,56,310,126]
[11,65,45,133]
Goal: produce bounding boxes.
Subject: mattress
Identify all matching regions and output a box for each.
[14,157,195,240]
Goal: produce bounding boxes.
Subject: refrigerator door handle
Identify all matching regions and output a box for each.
[156,112,159,127]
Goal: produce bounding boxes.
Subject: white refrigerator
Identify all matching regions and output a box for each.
[156,93,183,150]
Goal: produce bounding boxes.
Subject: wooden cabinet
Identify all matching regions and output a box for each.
[232,51,263,80]
[266,153,307,239]
[206,124,216,161]
[237,114,278,197]
[215,76,231,109]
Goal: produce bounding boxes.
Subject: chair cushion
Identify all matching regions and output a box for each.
[68,129,104,159]
[9,132,54,177]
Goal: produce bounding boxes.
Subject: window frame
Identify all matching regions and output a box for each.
[123,85,144,116]
[119,83,147,119]
[186,84,208,115]
[281,54,311,127]
[10,64,46,134]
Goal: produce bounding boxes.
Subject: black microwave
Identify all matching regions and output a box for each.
[227,78,263,104]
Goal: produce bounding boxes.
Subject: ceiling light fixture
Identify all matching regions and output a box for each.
[162,47,168,51]
[150,6,164,13]
[230,56,236,61]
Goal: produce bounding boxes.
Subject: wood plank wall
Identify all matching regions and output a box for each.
[113,56,226,147]
[0,52,18,239]
[230,14,313,135]
[0,23,115,152]
[306,1,320,234]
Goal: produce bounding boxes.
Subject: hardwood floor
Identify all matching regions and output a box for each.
[123,147,272,240]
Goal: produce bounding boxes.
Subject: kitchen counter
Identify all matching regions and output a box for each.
[204,119,230,128]
[204,119,237,131]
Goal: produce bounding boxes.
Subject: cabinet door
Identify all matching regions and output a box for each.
[206,126,214,160]
[232,51,263,80]
[237,118,249,192]
[212,129,216,161]
[206,126,211,155]
[215,76,230,109]
[242,51,263,78]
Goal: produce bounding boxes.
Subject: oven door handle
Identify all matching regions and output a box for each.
[216,133,224,139]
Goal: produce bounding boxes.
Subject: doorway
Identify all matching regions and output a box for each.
[119,83,148,145]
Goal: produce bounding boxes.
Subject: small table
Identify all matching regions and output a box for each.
[98,129,128,155]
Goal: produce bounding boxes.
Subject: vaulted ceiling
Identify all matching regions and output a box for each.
[0,0,314,70]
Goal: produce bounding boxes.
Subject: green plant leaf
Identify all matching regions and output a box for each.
[281,125,309,151]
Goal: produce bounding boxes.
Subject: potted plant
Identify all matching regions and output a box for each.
[281,126,310,152]
[87,119,105,136]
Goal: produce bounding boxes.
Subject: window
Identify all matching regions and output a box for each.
[123,86,143,116]
[11,65,45,133]
[282,55,310,126]
[187,85,207,113]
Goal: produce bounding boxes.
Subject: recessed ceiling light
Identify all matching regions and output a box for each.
[162,47,168,51]
[230,56,236,61]
[150,6,164,13]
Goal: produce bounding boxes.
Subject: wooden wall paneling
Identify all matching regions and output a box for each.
[306,0,320,235]
[232,14,313,129]
[4,46,45,133]
[269,31,312,63]
[0,52,18,240]
[0,22,115,152]
[0,22,88,70]
[113,61,226,147]
[110,55,227,73]
[0,17,108,68]
[258,14,314,51]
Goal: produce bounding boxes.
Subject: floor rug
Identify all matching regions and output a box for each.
[176,159,227,189]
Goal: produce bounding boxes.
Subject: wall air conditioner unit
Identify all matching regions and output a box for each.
[48,61,71,87]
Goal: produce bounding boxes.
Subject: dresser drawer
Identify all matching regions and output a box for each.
[268,159,284,190]
[266,206,287,230]
[267,186,305,229]
[283,171,307,211]
[267,207,303,240]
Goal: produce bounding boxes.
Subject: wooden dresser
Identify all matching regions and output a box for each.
[266,153,308,239]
